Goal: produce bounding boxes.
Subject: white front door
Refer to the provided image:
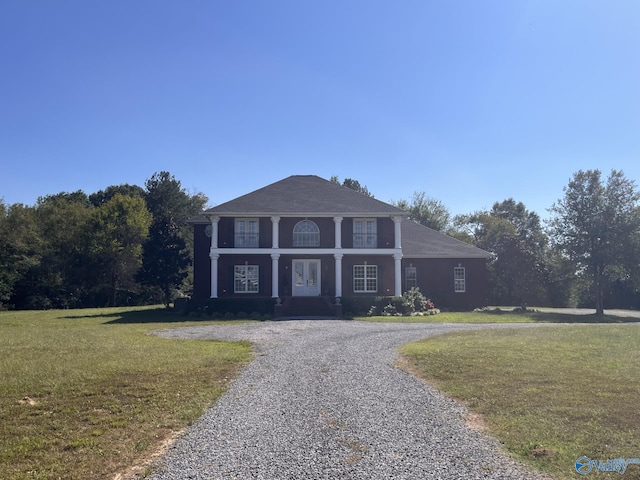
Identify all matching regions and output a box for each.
[292,259,321,296]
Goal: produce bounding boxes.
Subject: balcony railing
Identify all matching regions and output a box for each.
[353,234,377,248]
[234,233,259,248]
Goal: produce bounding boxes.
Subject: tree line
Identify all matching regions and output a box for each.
[2,170,639,312]
[334,170,640,314]
[0,172,206,310]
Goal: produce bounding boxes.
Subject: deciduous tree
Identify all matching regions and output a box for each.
[392,192,451,232]
[548,169,640,315]
[455,199,550,306]
[86,194,152,306]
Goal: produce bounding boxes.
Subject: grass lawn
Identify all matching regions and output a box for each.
[400,325,640,479]
[0,306,253,480]
[357,309,640,323]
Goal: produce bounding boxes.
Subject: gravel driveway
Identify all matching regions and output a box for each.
[149,321,550,479]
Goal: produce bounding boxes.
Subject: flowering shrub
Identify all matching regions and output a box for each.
[367,288,440,316]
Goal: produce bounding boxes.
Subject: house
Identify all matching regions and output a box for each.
[190,175,490,316]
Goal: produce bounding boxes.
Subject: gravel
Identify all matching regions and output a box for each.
[149,320,550,479]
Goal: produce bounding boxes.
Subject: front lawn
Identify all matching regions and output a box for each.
[400,325,640,479]
[0,307,253,480]
[357,309,640,323]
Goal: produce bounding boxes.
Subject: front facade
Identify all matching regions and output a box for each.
[191,176,489,314]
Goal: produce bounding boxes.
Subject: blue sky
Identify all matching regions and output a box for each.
[1,1,639,219]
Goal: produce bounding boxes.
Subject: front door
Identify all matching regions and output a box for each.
[292,259,321,296]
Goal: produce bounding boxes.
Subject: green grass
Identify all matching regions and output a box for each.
[400,325,640,479]
[357,309,640,323]
[0,307,254,480]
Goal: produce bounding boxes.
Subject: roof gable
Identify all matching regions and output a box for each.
[204,175,406,216]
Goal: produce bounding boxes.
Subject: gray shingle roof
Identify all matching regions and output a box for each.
[191,175,488,259]
[202,175,406,216]
[401,218,490,258]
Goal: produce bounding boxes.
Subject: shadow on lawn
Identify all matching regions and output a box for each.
[62,308,196,324]
[483,309,640,323]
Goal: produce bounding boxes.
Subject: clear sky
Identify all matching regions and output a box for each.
[1,1,638,219]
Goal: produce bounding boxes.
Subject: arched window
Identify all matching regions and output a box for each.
[293,220,320,247]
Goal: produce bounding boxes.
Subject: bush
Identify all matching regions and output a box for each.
[365,288,439,317]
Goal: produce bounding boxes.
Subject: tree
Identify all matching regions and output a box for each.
[136,216,190,307]
[89,184,145,207]
[32,192,92,308]
[0,202,43,308]
[455,199,550,306]
[330,176,374,197]
[141,172,208,301]
[86,194,152,306]
[548,169,640,315]
[392,192,452,232]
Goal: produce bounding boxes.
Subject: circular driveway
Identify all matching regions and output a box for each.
[150,321,553,479]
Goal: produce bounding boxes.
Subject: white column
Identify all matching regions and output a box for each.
[210,253,219,298]
[334,253,343,298]
[271,254,280,298]
[393,253,403,296]
[209,216,220,298]
[392,215,402,249]
[333,216,343,248]
[209,216,220,249]
[271,216,280,248]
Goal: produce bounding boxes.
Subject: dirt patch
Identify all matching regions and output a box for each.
[113,429,184,480]
[465,412,489,431]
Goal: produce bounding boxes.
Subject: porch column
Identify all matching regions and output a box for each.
[392,215,402,248]
[334,253,343,298]
[271,253,280,298]
[393,253,403,296]
[208,216,219,248]
[271,216,280,248]
[333,216,343,248]
[209,253,219,298]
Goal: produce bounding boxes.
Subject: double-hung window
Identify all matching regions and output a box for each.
[454,266,466,293]
[405,266,417,290]
[235,218,259,248]
[353,264,378,293]
[353,218,377,248]
[234,265,259,293]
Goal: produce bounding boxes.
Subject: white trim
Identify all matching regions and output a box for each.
[234,264,260,293]
[454,266,466,293]
[201,212,408,218]
[211,247,402,256]
[353,264,378,293]
[403,254,490,259]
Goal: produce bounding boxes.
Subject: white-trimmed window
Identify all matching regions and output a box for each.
[234,265,259,293]
[454,266,466,293]
[235,218,259,248]
[353,218,377,248]
[353,264,378,293]
[293,220,320,247]
[405,266,417,290]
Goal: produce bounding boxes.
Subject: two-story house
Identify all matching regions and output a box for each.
[191,175,489,316]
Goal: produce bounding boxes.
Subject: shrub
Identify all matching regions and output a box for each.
[382,303,398,316]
